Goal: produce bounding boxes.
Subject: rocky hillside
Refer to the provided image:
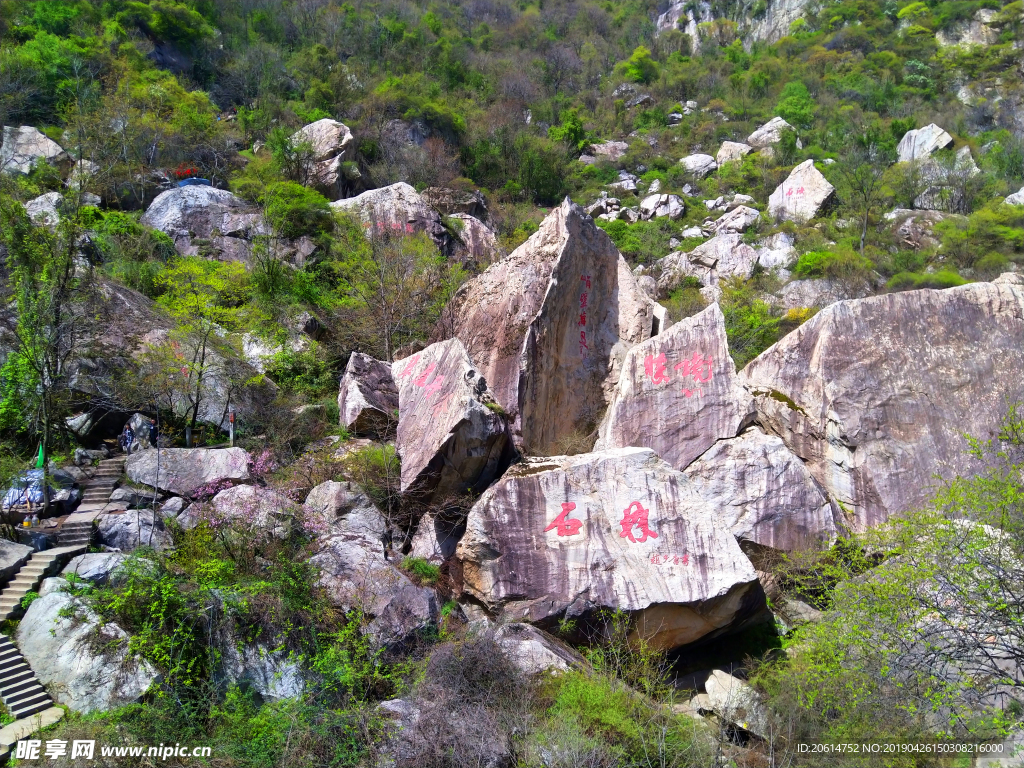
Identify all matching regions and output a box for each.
[1,0,1024,765]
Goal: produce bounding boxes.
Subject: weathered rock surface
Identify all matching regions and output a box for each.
[393,338,512,502]
[0,539,33,585]
[337,353,399,438]
[756,232,796,277]
[747,117,794,149]
[141,186,266,261]
[457,448,764,650]
[639,193,685,220]
[449,212,500,264]
[18,587,160,713]
[421,187,488,219]
[208,485,298,538]
[897,123,954,163]
[290,118,354,196]
[312,533,437,646]
[1005,187,1024,206]
[303,481,386,539]
[704,670,771,738]
[711,205,760,234]
[61,553,137,586]
[446,199,661,455]
[408,511,462,564]
[493,623,585,675]
[740,282,1024,531]
[590,140,629,161]
[126,447,250,496]
[596,304,753,471]
[657,234,761,295]
[330,182,451,252]
[768,159,834,222]
[936,8,998,47]
[684,427,838,552]
[777,277,869,310]
[914,146,981,211]
[680,154,718,178]
[0,126,67,175]
[25,191,63,227]
[98,510,171,551]
[885,208,954,250]
[717,141,753,165]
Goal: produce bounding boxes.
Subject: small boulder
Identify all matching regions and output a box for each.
[337,352,399,438]
[24,191,63,227]
[494,623,586,676]
[0,126,67,175]
[290,118,354,198]
[449,212,500,264]
[158,496,189,518]
[393,338,512,502]
[61,553,147,586]
[408,511,462,564]
[679,154,718,178]
[711,205,760,234]
[768,159,834,222]
[208,485,298,539]
[457,448,764,650]
[704,669,771,738]
[140,186,266,261]
[18,588,160,713]
[747,117,794,149]
[684,427,838,552]
[657,233,761,295]
[1005,187,1024,206]
[331,182,451,252]
[0,539,33,584]
[420,187,488,219]
[303,481,387,539]
[639,193,685,220]
[126,447,250,496]
[591,140,629,161]
[595,304,754,472]
[98,510,171,551]
[717,141,753,165]
[897,123,954,163]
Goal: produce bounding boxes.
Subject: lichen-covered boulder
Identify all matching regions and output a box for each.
[596,304,754,471]
[768,160,834,222]
[446,198,661,455]
[393,338,512,502]
[739,282,1024,531]
[684,427,838,552]
[456,448,764,650]
[449,212,500,264]
[337,352,399,438]
[18,586,160,713]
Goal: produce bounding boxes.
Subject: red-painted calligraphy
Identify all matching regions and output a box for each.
[643,352,669,385]
[619,501,658,543]
[544,502,583,536]
[397,354,422,378]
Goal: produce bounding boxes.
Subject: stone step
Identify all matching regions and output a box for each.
[0,706,65,756]
[9,690,52,719]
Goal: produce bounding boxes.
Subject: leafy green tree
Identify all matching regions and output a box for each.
[775,81,815,128]
[0,197,98,514]
[548,109,591,156]
[617,46,659,85]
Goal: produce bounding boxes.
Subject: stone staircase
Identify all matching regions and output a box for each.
[75,456,126,513]
[0,545,88,623]
[0,634,53,720]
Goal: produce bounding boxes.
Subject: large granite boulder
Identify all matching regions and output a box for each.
[595,304,753,472]
[493,623,586,675]
[768,160,834,222]
[656,234,761,296]
[449,212,500,264]
[140,185,266,261]
[208,485,298,538]
[684,427,838,553]
[61,553,135,586]
[0,126,67,175]
[747,116,794,149]
[303,481,387,539]
[420,187,488,219]
[456,448,764,650]
[338,352,399,438]
[311,533,437,646]
[290,118,354,199]
[24,191,63,227]
[680,154,718,178]
[393,338,512,502]
[739,282,1024,531]
[330,182,451,253]
[18,586,160,713]
[1005,187,1024,206]
[126,447,250,496]
[897,123,954,163]
[711,205,760,234]
[704,669,771,738]
[717,141,753,165]
[445,198,661,455]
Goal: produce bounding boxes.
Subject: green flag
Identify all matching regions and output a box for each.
[35,442,44,468]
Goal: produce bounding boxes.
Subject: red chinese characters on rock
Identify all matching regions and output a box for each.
[578,275,591,357]
[785,187,805,197]
[674,352,713,398]
[398,355,445,402]
[619,501,658,543]
[544,502,584,536]
[650,553,689,565]
[643,352,670,385]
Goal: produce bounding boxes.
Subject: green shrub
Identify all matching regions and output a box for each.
[793,248,873,280]
[262,182,333,240]
[401,556,440,584]
[20,590,39,610]
[886,269,968,291]
[594,219,673,264]
[775,80,816,127]
[616,45,659,84]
